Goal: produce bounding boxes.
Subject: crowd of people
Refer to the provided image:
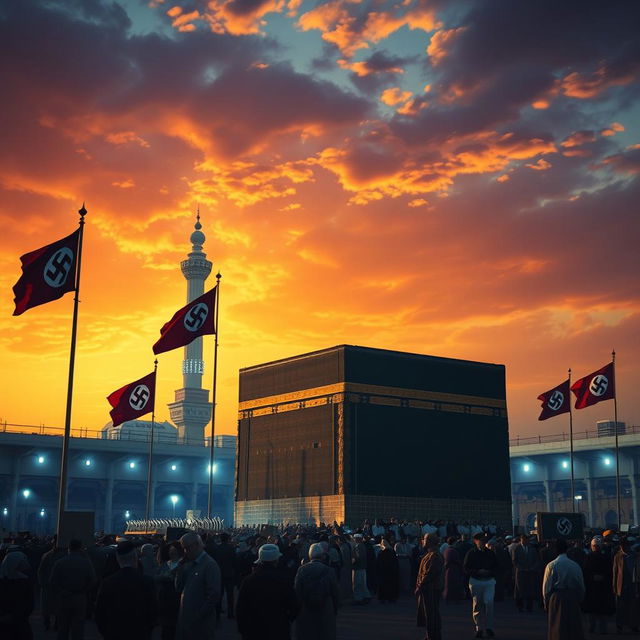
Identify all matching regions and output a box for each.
[0,518,638,640]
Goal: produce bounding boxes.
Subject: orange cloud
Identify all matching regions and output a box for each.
[561,66,636,98]
[380,87,412,106]
[298,0,439,57]
[337,58,403,77]
[600,122,625,137]
[427,27,466,66]
[561,130,596,148]
[525,158,551,171]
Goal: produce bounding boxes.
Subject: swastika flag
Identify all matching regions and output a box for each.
[538,379,571,421]
[152,286,217,355]
[571,362,615,409]
[107,370,156,427]
[12,229,80,316]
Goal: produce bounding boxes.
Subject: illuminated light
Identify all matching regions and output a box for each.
[2,508,8,516]
[170,495,178,505]
[37,456,45,464]
[575,495,583,501]
[125,510,130,519]
[523,464,531,473]
[129,461,136,469]
[84,459,92,467]
[22,489,30,499]
[40,509,45,517]
[207,463,218,474]
[604,457,612,466]
[562,461,569,469]
[171,464,177,471]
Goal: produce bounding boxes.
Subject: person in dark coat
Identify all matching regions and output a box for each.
[612,538,640,633]
[0,551,34,640]
[212,533,236,620]
[156,542,182,640]
[582,536,614,635]
[38,545,66,631]
[95,541,158,640]
[375,539,399,603]
[236,543,299,640]
[488,539,511,603]
[416,534,444,640]
[511,534,540,612]
[443,544,465,603]
[50,539,97,640]
[365,537,378,595]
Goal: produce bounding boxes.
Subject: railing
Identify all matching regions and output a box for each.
[510,425,640,447]
[0,421,217,448]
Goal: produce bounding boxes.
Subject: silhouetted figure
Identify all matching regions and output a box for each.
[375,539,399,603]
[416,534,444,640]
[95,540,158,640]
[582,536,614,635]
[213,532,236,620]
[236,544,299,640]
[512,534,540,612]
[50,539,97,640]
[175,533,221,640]
[293,543,339,640]
[0,551,34,640]
[156,542,182,640]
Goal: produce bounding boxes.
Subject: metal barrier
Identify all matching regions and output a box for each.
[125,516,224,534]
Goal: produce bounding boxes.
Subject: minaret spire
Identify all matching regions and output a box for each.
[167,210,213,445]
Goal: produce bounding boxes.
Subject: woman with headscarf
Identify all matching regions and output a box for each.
[375,539,399,603]
[0,551,34,640]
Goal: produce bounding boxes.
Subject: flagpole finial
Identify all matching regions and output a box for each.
[216,271,221,281]
[79,203,87,218]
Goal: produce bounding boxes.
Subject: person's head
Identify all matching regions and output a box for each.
[140,543,154,557]
[473,533,487,549]
[68,539,83,553]
[116,541,138,568]
[0,551,30,580]
[590,536,603,552]
[555,539,568,555]
[308,543,326,561]
[519,534,529,546]
[424,534,439,549]
[447,536,456,545]
[180,532,204,561]
[354,533,364,543]
[168,542,182,562]
[257,543,281,566]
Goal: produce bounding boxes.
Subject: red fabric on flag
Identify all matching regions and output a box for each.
[152,286,217,355]
[107,370,156,427]
[571,362,615,409]
[537,379,571,421]
[12,229,80,316]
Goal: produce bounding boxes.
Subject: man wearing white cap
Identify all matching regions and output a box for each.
[236,544,299,640]
[293,543,340,640]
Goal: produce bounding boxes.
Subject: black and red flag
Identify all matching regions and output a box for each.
[107,370,156,427]
[153,286,217,355]
[571,362,615,409]
[537,379,571,421]
[12,229,80,316]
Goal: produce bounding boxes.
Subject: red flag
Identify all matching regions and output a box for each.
[107,370,156,427]
[537,379,571,421]
[153,286,217,355]
[571,362,615,409]
[12,229,80,316]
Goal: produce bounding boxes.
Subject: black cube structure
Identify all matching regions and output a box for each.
[235,345,512,526]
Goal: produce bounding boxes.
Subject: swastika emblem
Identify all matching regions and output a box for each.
[589,375,609,397]
[557,517,573,537]
[184,302,209,332]
[44,248,74,288]
[548,390,564,411]
[129,384,150,410]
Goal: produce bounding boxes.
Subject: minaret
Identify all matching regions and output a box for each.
[167,213,213,444]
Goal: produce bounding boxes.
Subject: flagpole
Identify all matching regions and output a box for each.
[144,359,158,534]
[613,349,621,530]
[207,273,221,518]
[55,204,87,542]
[568,368,575,513]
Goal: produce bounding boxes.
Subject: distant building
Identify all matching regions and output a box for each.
[101,420,177,443]
[236,345,512,527]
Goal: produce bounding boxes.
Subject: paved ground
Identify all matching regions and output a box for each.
[30,596,593,640]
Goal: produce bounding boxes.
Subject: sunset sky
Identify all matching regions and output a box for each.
[1,0,639,440]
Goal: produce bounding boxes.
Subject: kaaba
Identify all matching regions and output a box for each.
[235,345,512,526]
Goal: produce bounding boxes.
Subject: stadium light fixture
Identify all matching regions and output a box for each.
[37,455,45,464]
[170,464,177,471]
[22,489,30,499]
[84,459,92,467]
[129,461,136,469]
[604,457,612,466]
[575,495,583,501]
[562,460,569,469]
[523,463,531,473]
